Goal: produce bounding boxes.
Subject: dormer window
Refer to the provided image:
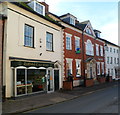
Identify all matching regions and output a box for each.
[28,1,45,16]
[86,28,92,35]
[70,17,75,25]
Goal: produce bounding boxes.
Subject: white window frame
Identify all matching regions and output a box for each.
[96,44,99,56]
[70,17,75,25]
[75,59,81,77]
[100,45,103,56]
[86,39,94,56]
[75,36,80,51]
[97,62,100,75]
[66,58,73,77]
[65,33,72,50]
[101,62,104,75]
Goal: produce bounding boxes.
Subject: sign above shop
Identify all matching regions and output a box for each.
[11,61,54,68]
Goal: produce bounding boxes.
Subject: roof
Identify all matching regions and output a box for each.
[10,2,65,29]
[98,37,120,47]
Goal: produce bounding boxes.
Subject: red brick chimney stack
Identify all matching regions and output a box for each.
[40,2,49,14]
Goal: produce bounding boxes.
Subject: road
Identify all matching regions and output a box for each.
[27,85,119,113]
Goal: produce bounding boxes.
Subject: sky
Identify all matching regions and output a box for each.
[39,0,118,45]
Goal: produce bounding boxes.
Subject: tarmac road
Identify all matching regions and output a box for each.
[27,85,119,113]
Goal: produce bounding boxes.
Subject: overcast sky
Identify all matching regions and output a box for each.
[39,0,118,45]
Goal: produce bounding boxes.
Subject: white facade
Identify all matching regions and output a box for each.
[105,43,120,80]
[1,2,64,98]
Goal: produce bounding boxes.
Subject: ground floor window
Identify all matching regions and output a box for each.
[76,59,81,77]
[16,69,46,96]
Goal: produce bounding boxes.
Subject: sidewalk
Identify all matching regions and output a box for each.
[2,81,118,114]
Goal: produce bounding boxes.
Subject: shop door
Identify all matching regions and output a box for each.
[54,70,59,91]
[47,69,54,93]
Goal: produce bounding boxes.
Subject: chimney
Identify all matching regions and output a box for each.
[40,2,49,14]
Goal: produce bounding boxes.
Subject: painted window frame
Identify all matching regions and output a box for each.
[96,44,99,56]
[24,24,34,48]
[97,62,100,75]
[65,33,72,50]
[46,32,53,51]
[86,39,94,56]
[75,36,80,51]
[75,59,81,77]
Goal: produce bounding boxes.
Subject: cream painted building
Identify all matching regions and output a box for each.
[0,1,64,98]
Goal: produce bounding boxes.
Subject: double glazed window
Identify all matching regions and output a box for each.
[36,2,44,15]
[24,24,34,47]
[46,32,53,51]
[96,44,99,56]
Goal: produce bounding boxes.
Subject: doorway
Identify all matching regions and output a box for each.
[54,70,59,91]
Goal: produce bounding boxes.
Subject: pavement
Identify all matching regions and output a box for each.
[2,81,119,114]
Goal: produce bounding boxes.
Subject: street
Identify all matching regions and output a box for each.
[26,85,119,113]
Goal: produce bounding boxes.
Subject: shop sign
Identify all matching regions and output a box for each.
[11,61,54,68]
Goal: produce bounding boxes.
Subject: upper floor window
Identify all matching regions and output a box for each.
[86,40,94,56]
[100,46,103,56]
[110,47,112,52]
[28,1,45,16]
[24,24,34,47]
[70,17,75,25]
[86,28,92,35]
[66,33,72,50]
[75,36,80,52]
[96,44,99,56]
[110,57,113,64]
[117,49,119,53]
[46,32,53,51]
[114,57,116,64]
[107,57,109,64]
[36,2,44,15]
[114,49,115,53]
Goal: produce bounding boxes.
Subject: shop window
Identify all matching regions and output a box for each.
[46,32,53,51]
[27,69,46,93]
[24,24,34,47]
[16,69,26,95]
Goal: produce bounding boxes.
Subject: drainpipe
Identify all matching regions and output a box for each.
[1,15,7,101]
[81,30,86,87]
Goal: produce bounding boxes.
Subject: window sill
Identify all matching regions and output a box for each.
[46,50,54,52]
[24,45,35,49]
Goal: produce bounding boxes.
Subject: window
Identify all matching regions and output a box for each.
[75,37,80,53]
[70,17,75,25]
[101,62,104,75]
[36,2,44,15]
[114,58,116,64]
[110,57,113,64]
[111,69,113,76]
[86,40,94,56]
[117,49,119,53]
[76,59,81,77]
[114,49,115,53]
[66,36,72,50]
[66,58,73,77]
[86,28,92,35]
[107,57,109,64]
[97,62,100,75]
[110,47,112,52]
[100,46,103,56]
[46,32,53,51]
[24,24,34,47]
[117,58,119,64]
[96,44,99,56]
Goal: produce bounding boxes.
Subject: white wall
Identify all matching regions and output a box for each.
[2,2,64,97]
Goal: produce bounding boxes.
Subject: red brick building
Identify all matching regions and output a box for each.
[49,13,105,87]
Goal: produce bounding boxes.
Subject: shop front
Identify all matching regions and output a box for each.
[11,60,58,97]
